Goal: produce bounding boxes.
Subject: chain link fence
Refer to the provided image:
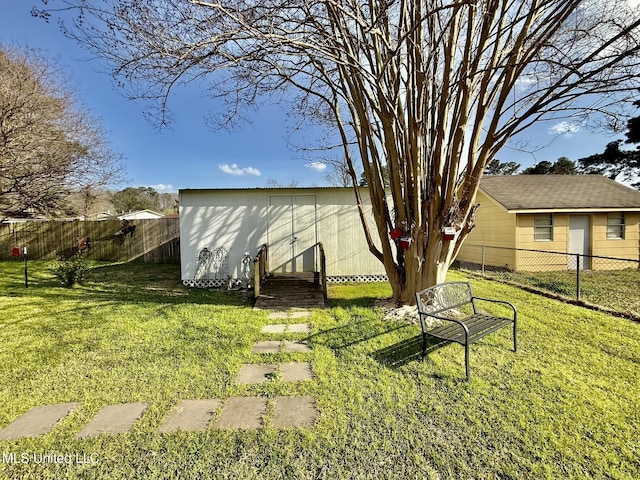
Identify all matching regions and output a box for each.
[457,244,640,320]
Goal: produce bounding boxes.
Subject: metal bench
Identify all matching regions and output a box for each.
[416,281,517,380]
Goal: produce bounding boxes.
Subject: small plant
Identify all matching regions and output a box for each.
[51,253,91,287]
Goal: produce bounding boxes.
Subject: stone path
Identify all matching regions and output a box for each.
[0,403,79,440]
[0,312,318,439]
[158,399,222,434]
[235,362,314,385]
[251,339,311,353]
[76,403,148,439]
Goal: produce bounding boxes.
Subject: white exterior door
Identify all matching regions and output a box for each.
[268,195,317,272]
[568,215,591,270]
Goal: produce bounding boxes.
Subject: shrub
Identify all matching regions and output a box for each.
[51,253,91,287]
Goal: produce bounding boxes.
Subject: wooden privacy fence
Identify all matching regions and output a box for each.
[0,219,180,263]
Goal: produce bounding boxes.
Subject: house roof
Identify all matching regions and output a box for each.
[480,175,640,212]
[117,209,165,220]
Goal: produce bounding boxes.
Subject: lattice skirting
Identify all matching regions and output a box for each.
[326,274,388,283]
[183,278,244,288]
[184,275,388,288]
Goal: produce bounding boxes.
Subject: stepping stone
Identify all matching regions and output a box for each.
[280,362,313,382]
[158,399,222,433]
[267,312,289,319]
[272,396,318,428]
[287,323,311,333]
[261,324,287,334]
[291,311,312,318]
[283,340,311,352]
[251,340,281,354]
[0,403,80,440]
[235,364,277,385]
[214,397,267,430]
[75,403,148,439]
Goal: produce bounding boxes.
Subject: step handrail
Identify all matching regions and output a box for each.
[318,242,327,300]
[253,243,268,297]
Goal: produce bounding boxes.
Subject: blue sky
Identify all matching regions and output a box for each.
[0,3,628,193]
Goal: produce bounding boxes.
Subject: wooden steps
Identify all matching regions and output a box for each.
[253,272,325,310]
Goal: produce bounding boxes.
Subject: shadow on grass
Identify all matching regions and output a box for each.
[0,261,253,307]
[371,334,451,370]
[310,315,411,351]
[326,296,386,309]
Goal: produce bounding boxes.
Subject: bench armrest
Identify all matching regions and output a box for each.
[471,296,517,319]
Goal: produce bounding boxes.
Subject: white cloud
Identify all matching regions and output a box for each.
[548,121,581,137]
[148,183,177,193]
[307,162,327,172]
[219,163,262,176]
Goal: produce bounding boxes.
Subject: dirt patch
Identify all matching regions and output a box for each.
[374,298,440,328]
[374,298,419,325]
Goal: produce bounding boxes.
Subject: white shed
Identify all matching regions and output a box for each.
[179,187,387,286]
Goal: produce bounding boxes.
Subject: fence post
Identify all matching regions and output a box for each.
[481,245,486,277]
[576,253,581,301]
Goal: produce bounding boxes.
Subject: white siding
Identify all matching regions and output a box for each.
[179,187,387,282]
[315,189,385,277]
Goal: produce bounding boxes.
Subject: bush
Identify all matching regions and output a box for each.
[51,253,91,287]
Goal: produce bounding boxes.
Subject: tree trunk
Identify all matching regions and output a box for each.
[381,225,459,305]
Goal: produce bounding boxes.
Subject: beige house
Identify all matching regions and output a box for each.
[456,175,640,271]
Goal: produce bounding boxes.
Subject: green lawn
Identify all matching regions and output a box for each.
[0,261,638,479]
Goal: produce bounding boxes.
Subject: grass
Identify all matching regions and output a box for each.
[0,261,638,479]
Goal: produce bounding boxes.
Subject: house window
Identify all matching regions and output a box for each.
[607,213,625,240]
[534,214,553,241]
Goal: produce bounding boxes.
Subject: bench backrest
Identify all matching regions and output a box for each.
[415,281,473,315]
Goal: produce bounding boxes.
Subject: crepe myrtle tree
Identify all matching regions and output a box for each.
[35,0,640,303]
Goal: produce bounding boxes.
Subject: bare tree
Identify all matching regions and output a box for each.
[36,0,640,302]
[0,45,123,218]
[322,157,357,187]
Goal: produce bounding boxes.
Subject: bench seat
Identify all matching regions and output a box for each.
[416,282,517,380]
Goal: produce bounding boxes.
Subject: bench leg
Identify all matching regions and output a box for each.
[421,332,427,360]
[513,322,517,352]
[465,343,470,381]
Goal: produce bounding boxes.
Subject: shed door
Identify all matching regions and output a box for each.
[568,215,591,270]
[268,195,317,273]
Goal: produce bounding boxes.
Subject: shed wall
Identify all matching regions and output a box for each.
[179,188,387,284]
[315,190,386,278]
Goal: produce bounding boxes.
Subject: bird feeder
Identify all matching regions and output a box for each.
[442,227,456,241]
[389,228,402,240]
[12,246,20,258]
[399,235,413,250]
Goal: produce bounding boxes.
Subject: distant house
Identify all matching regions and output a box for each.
[117,210,164,220]
[456,175,640,271]
[179,187,387,286]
